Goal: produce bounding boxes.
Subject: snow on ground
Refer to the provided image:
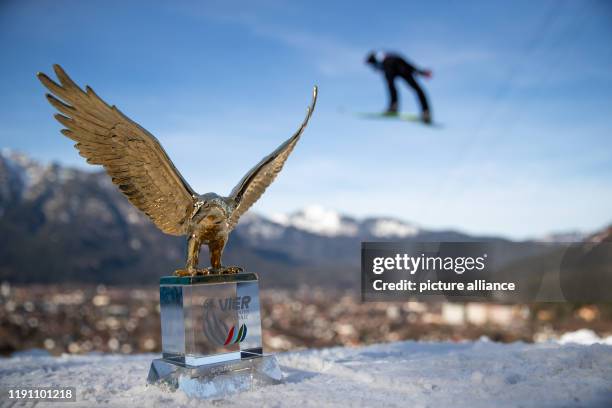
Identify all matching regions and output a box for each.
[1,340,611,408]
[557,329,612,346]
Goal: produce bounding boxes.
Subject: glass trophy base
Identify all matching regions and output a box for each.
[148,272,282,399]
[147,354,282,399]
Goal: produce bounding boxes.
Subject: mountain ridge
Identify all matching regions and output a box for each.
[0,150,606,288]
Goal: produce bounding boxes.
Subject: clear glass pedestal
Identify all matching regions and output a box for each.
[147,272,282,399]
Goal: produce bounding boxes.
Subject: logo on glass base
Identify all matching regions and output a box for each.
[203,297,251,346]
[223,324,248,345]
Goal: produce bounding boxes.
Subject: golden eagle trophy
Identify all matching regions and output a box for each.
[38,64,317,276]
[38,65,317,398]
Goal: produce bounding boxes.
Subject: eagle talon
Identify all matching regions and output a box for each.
[174,269,191,277]
[221,266,243,274]
[174,268,213,276]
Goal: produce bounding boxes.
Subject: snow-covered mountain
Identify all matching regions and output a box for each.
[0,150,423,240]
[267,205,420,238]
[241,206,420,240]
[0,150,608,287]
[0,151,474,286]
[270,206,360,237]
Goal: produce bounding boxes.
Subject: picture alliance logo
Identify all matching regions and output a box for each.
[202,296,251,346]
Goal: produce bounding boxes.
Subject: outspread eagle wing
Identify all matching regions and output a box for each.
[38,64,196,236]
[227,86,317,231]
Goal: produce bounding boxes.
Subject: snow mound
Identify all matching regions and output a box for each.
[557,329,612,345]
[1,340,611,407]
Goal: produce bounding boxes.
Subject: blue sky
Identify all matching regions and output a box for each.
[1,0,611,239]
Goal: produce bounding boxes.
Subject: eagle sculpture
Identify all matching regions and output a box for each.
[38,65,317,276]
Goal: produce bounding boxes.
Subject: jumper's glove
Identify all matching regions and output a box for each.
[420,69,433,79]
